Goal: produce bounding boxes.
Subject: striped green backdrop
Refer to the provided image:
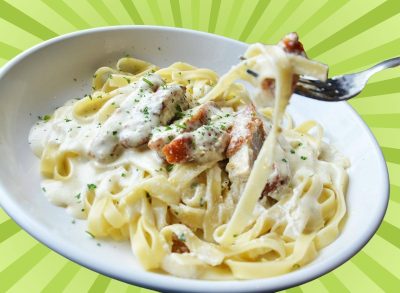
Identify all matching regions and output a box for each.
[0,0,399,292]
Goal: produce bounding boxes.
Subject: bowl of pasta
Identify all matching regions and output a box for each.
[0,26,389,292]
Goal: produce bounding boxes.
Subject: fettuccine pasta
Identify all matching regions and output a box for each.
[29,33,349,279]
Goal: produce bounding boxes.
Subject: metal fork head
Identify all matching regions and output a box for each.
[248,57,400,102]
[295,73,369,102]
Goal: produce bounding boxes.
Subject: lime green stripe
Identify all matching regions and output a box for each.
[320,273,350,293]
[42,262,80,293]
[190,0,200,29]
[0,208,9,223]
[63,267,99,293]
[0,0,57,40]
[88,274,112,293]
[333,37,400,73]
[391,184,400,204]
[380,147,400,164]
[238,0,271,42]
[120,0,144,25]
[8,252,66,293]
[370,128,400,149]
[208,0,221,33]
[105,279,128,293]
[286,287,303,293]
[126,285,144,293]
[0,219,20,243]
[352,251,400,292]
[41,0,89,29]
[0,243,50,292]
[261,0,303,42]
[297,0,349,38]
[223,0,245,37]
[308,1,400,57]
[376,221,400,249]
[0,41,21,60]
[362,114,400,128]
[356,77,400,99]
[88,0,119,25]
[363,234,400,280]
[300,279,328,293]
[170,0,182,27]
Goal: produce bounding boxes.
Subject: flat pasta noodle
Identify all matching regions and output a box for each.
[29,36,349,280]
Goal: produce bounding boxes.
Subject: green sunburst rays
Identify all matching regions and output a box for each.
[0,0,400,292]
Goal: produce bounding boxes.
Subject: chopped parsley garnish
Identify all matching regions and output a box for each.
[143,77,154,87]
[81,208,85,212]
[85,231,95,238]
[64,118,72,122]
[142,106,149,115]
[178,232,186,242]
[97,243,101,247]
[165,125,172,130]
[121,173,126,177]
[71,219,76,224]
[123,77,131,84]
[168,135,174,142]
[166,164,174,172]
[112,130,118,136]
[87,184,97,191]
[42,187,46,192]
[300,156,307,160]
[282,158,287,163]
[290,149,295,154]
[75,193,81,199]
[297,142,303,147]
[43,115,51,122]
[233,234,238,238]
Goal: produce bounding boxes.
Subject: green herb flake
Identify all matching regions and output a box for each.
[282,158,287,163]
[123,77,131,84]
[72,219,76,224]
[64,118,72,123]
[290,149,295,154]
[178,232,186,242]
[300,156,307,160]
[42,187,46,192]
[233,234,238,238]
[87,184,97,191]
[112,130,118,136]
[97,243,101,247]
[165,126,172,131]
[143,77,154,87]
[85,231,95,238]
[42,115,51,122]
[142,106,149,115]
[121,173,126,177]
[75,193,81,199]
[166,164,174,172]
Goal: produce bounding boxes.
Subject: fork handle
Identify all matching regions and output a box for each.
[367,56,400,76]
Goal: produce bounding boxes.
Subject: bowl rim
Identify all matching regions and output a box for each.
[0,25,390,293]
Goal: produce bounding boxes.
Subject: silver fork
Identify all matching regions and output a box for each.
[247,57,400,102]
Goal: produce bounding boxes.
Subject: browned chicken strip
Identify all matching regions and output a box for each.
[148,102,220,158]
[162,111,234,164]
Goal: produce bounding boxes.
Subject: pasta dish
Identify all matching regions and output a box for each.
[29,33,349,279]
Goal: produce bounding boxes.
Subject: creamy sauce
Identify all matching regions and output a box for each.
[90,74,187,160]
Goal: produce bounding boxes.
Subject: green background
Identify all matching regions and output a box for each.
[0,0,399,292]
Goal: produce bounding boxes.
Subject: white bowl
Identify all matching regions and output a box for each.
[0,26,389,292]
